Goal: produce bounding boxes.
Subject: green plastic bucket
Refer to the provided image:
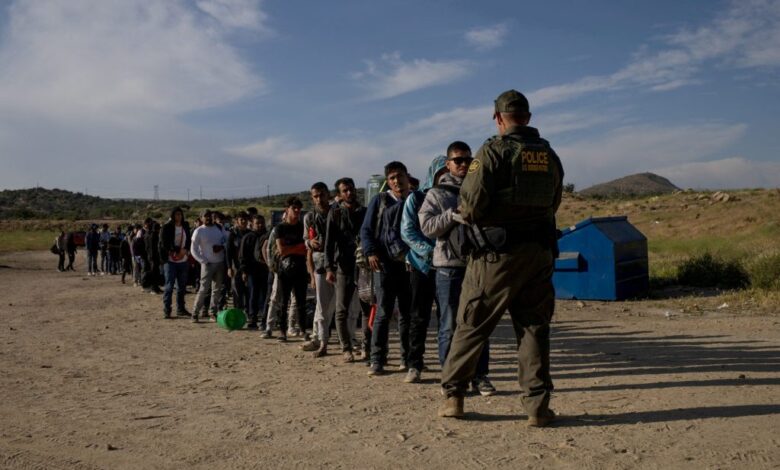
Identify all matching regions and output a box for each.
[216,308,246,331]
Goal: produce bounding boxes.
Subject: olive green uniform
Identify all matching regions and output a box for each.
[440,124,563,418]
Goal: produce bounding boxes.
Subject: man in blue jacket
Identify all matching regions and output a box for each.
[360,161,413,376]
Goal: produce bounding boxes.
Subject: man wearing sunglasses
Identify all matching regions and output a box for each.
[438,90,564,427]
[420,141,495,395]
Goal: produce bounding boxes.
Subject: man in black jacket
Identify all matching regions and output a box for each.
[159,207,191,318]
[239,214,270,330]
[325,177,372,363]
[227,211,250,311]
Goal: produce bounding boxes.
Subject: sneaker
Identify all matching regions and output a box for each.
[342,351,354,363]
[527,409,556,428]
[300,340,321,352]
[163,309,172,319]
[277,334,288,343]
[176,309,192,317]
[472,376,497,397]
[398,362,408,371]
[245,323,259,331]
[191,315,200,323]
[261,330,273,339]
[437,395,464,418]
[366,363,385,376]
[403,368,421,384]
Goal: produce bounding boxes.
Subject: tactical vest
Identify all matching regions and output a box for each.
[495,135,557,209]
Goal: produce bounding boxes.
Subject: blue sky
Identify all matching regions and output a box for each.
[0,0,778,199]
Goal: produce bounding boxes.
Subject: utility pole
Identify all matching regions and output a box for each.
[266,184,270,199]
[187,188,190,202]
[153,184,159,201]
[200,186,203,200]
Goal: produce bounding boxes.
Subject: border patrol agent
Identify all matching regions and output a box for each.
[438,90,563,427]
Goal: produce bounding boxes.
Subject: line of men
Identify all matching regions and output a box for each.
[57,90,563,426]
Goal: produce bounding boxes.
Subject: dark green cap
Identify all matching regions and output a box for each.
[494,89,529,114]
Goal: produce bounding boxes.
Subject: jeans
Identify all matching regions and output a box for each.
[335,268,371,354]
[232,272,249,310]
[407,268,437,371]
[371,262,411,367]
[163,261,189,312]
[100,249,109,272]
[58,252,65,271]
[276,261,308,336]
[313,271,336,343]
[193,262,225,317]
[87,250,98,274]
[246,268,269,328]
[436,267,489,377]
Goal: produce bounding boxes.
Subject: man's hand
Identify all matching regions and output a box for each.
[326,271,336,284]
[227,268,234,279]
[310,276,316,289]
[368,255,381,272]
[309,239,321,250]
[241,272,247,283]
[452,212,465,224]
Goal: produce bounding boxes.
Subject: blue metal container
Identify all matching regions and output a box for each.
[553,216,648,300]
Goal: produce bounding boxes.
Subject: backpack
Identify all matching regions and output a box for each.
[266,230,280,274]
[376,192,409,262]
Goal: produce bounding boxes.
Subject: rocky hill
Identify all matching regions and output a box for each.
[580,172,680,198]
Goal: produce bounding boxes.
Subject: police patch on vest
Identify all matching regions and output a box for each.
[520,149,549,172]
[468,159,481,174]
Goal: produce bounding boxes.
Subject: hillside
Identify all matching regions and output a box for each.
[580,172,680,198]
[0,187,365,220]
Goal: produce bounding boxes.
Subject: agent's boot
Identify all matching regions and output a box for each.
[438,395,464,418]
[527,409,556,428]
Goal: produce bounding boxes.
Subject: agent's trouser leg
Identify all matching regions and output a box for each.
[314,272,335,344]
[440,244,555,417]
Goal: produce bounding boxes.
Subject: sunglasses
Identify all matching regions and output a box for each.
[449,157,473,165]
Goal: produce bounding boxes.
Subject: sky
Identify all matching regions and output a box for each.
[0,0,779,199]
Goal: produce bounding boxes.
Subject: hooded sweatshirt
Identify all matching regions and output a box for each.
[401,155,448,274]
[419,171,466,268]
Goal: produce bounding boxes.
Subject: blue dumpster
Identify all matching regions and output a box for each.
[553,216,648,300]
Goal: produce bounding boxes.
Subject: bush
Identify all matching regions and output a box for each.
[748,253,780,290]
[676,252,750,289]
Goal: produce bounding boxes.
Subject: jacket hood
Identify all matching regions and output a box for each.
[437,172,463,188]
[422,155,448,191]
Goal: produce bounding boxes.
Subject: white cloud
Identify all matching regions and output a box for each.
[195,0,269,31]
[652,157,780,189]
[0,0,265,125]
[465,24,508,50]
[353,52,472,100]
[528,0,780,106]
[555,123,749,188]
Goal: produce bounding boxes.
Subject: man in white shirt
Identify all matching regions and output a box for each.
[190,209,226,322]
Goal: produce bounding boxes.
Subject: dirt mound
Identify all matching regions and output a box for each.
[580,172,680,198]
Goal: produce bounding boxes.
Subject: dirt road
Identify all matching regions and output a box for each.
[1,251,778,469]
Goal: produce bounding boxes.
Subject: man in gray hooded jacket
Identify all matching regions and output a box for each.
[419,141,495,396]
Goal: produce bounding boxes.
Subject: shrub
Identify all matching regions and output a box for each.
[748,252,780,290]
[676,252,750,289]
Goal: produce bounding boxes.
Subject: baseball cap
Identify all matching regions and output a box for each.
[494,89,530,114]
